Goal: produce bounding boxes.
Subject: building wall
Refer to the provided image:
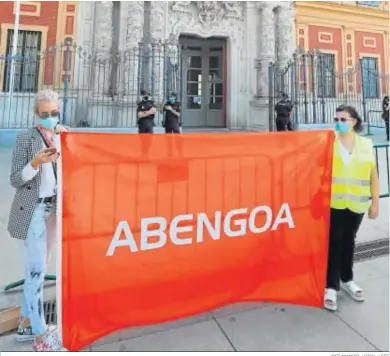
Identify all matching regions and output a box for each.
[295,1,389,95]
[0,1,78,88]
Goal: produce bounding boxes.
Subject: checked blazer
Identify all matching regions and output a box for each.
[7,128,57,241]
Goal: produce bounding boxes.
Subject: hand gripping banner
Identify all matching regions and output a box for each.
[57,131,334,351]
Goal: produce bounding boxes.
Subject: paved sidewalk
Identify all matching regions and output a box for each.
[1,256,388,352]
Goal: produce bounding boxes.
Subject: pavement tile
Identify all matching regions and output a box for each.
[0,334,34,352]
[211,302,265,319]
[357,223,388,242]
[216,303,376,352]
[336,277,389,352]
[0,325,90,352]
[91,330,121,348]
[91,320,234,352]
[92,311,212,347]
[0,333,91,352]
[356,257,389,277]
[93,303,265,347]
[353,258,388,282]
[368,256,389,276]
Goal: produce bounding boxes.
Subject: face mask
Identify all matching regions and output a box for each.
[168,97,175,104]
[39,116,58,130]
[334,121,352,134]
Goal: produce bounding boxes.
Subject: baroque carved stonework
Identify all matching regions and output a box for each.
[125,1,144,50]
[123,2,144,98]
[93,1,113,95]
[170,1,244,40]
[150,2,166,41]
[275,4,294,64]
[95,1,113,57]
[172,1,244,24]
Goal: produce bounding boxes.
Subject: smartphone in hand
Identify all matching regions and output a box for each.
[44,147,57,156]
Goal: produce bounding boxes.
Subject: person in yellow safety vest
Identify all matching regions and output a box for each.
[324,105,380,312]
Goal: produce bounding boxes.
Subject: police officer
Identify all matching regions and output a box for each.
[382,95,389,141]
[136,90,156,133]
[275,92,294,132]
[162,92,181,133]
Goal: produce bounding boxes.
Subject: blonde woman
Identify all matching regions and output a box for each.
[8,90,68,351]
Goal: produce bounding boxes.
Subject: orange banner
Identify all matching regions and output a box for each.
[59,131,334,351]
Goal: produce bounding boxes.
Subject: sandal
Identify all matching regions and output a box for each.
[324,288,337,311]
[341,281,364,302]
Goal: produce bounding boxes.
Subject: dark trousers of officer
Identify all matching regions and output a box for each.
[165,126,180,134]
[138,119,154,155]
[275,116,293,132]
[326,208,364,291]
[165,118,181,134]
[138,118,154,133]
[385,119,389,141]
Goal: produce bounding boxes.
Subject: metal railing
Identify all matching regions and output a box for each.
[0,39,183,129]
[269,49,389,128]
[366,110,387,138]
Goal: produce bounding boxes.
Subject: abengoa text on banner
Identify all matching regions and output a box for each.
[58,131,334,351]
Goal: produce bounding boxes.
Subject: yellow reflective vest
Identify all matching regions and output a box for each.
[331,134,375,214]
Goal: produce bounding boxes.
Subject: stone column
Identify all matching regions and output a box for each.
[243,1,259,129]
[256,3,276,98]
[245,2,258,98]
[122,1,144,99]
[74,2,95,90]
[275,2,294,69]
[249,3,276,132]
[149,1,167,105]
[93,1,113,96]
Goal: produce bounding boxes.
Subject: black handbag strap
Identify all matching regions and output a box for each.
[35,127,57,182]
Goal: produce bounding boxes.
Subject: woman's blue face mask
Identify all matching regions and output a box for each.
[168,97,175,104]
[39,117,59,130]
[334,117,353,134]
[38,110,60,130]
[334,121,351,134]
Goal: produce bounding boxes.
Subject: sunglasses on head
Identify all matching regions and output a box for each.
[39,111,60,120]
[334,117,351,123]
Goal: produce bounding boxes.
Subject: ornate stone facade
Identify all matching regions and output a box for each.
[125,1,144,50]
[123,1,144,97]
[93,1,113,95]
[260,3,277,98]
[149,2,166,103]
[170,1,244,42]
[76,1,295,130]
[275,2,295,68]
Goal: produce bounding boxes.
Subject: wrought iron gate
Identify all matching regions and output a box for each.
[0,38,183,129]
[268,48,389,131]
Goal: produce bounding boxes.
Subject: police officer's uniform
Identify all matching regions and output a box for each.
[137,97,155,133]
[275,96,293,132]
[162,96,181,134]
